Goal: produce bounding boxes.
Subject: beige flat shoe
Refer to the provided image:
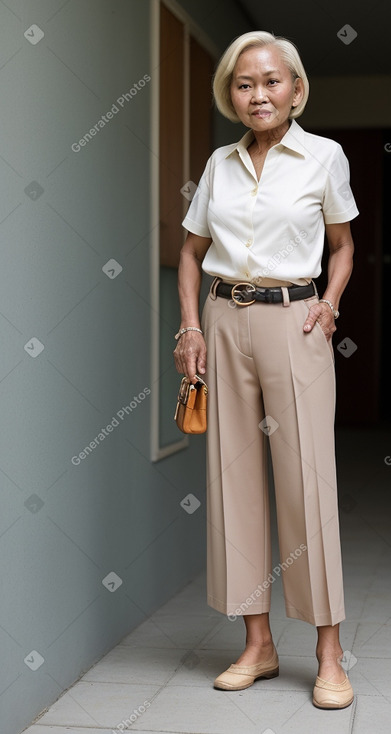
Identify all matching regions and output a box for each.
[312,674,354,709]
[213,645,279,691]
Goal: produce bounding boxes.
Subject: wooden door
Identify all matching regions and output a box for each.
[159,3,214,268]
[159,4,185,267]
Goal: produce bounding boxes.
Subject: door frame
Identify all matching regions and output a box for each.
[149,0,218,461]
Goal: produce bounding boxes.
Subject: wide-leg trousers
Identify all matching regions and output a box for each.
[200,279,345,626]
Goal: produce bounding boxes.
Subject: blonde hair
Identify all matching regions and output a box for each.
[213,31,309,122]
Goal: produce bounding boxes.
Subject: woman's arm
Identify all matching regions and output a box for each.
[173,231,212,381]
[303,221,354,340]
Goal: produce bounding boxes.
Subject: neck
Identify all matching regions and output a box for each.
[251,119,291,153]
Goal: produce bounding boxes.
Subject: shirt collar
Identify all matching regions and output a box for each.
[225,118,307,159]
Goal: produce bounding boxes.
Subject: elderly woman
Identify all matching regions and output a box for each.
[174,31,359,709]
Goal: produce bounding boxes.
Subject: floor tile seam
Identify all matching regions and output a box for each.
[115,644,202,649]
[347,655,391,659]
[149,612,221,618]
[24,728,110,732]
[25,727,224,734]
[78,682,310,691]
[52,680,164,689]
[195,620,232,649]
[24,723,135,734]
[348,695,358,734]
[352,667,391,702]
[193,649,332,657]
[102,684,310,691]
[352,618,391,652]
[129,645,213,711]
[113,644,391,658]
[348,692,391,698]
[74,679,391,694]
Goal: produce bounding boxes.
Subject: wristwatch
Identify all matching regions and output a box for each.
[319,299,340,319]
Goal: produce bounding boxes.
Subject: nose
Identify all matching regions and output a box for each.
[251,85,268,104]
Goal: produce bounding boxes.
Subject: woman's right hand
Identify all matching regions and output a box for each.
[173,331,207,383]
[174,231,211,382]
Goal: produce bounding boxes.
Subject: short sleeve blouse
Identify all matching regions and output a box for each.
[182,119,359,284]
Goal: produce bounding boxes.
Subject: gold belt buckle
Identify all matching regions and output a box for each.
[231,282,256,306]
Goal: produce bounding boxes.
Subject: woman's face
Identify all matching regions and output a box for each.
[230,45,304,131]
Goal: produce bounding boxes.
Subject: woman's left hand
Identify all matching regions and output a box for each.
[303,302,336,341]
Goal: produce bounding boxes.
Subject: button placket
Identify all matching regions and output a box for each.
[244,180,257,250]
[238,156,260,277]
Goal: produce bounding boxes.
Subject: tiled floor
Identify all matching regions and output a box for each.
[22,427,391,733]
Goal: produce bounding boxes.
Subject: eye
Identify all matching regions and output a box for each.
[268,79,279,85]
[238,83,251,89]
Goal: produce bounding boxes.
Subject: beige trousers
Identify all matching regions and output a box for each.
[201,279,345,626]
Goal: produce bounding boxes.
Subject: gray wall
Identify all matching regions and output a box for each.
[0,1,249,733]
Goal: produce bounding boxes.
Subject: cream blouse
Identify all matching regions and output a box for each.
[182,119,359,287]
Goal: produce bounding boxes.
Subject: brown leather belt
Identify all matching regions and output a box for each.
[216,280,316,306]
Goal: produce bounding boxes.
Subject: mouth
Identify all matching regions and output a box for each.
[252,109,273,117]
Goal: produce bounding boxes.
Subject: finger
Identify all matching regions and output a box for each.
[303,303,325,333]
[176,353,189,377]
[185,355,198,383]
[325,324,337,341]
[173,348,184,374]
[197,350,207,375]
[303,311,318,332]
[317,312,336,338]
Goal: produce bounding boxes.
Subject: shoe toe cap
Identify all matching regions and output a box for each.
[214,669,251,689]
[313,676,354,708]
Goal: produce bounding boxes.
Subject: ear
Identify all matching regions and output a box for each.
[292,76,305,107]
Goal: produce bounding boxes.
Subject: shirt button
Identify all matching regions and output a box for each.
[251,186,258,196]
[244,271,250,277]
[245,238,252,247]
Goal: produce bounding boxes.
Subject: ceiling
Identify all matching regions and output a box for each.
[237,0,391,76]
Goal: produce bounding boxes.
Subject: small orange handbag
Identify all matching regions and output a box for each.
[174,374,208,434]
